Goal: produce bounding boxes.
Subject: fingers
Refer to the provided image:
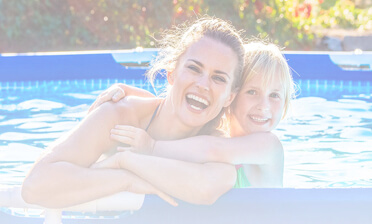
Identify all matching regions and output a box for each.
[91,157,113,169]
[88,92,109,113]
[111,126,137,138]
[91,153,125,169]
[99,92,114,105]
[111,126,141,140]
[110,126,138,145]
[111,128,136,138]
[88,102,97,113]
[111,125,152,154]
[114,125,138,133]
[156,191,178,207]
[112,89,125,102]
[117,146,132,152]
[110,134,133,145]
[89,86,124,112]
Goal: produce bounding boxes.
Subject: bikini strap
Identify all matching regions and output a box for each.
[145,104,160,131]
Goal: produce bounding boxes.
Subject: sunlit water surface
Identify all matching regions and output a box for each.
[0,79,371,188]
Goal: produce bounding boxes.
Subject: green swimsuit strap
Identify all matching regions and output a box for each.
[234,165,251,188]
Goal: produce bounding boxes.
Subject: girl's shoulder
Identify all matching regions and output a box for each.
[250,132,283,150]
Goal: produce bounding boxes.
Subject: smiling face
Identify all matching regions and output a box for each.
[230,73,285,136]
[167,36,238,129]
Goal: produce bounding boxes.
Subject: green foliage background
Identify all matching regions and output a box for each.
[0,0,371,52]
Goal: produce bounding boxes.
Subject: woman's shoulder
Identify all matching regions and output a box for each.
[115,96,161,114]
[90,96,159,125]
[119,96,161,108]
[96,96,157,112]
[114,96,162,125]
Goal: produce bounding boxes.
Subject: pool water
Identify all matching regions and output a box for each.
[278,79,372,187]
[0,78,371,188]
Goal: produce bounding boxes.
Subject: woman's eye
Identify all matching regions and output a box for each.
[212,75,226,83]
[247,90,257,95]
[187,65,200,73]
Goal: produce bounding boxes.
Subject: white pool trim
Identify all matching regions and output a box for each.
[0,186,144,224]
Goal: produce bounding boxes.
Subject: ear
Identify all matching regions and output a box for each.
[167,71,174,85]
[223,91,237,108]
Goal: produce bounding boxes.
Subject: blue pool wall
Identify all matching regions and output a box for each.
[0,50,371,82]
[1,188,372,224]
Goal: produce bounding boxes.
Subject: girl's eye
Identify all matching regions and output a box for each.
[187,65,200,73]
[270,92,280,98]
[212,75,226,83]
[247,90,257,95]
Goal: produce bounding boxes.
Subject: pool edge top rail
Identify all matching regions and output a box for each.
[0,49,371,82]
[0,187,372,224]
[0,186,144,212]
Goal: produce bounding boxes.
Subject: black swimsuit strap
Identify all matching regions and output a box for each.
[145,104,160,131]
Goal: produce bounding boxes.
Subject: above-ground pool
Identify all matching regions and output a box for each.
[0,50,371,224]
[0,78,371,189]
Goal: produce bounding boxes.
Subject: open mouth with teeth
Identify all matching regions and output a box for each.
[250,115,269,123]
[186,94,209,111]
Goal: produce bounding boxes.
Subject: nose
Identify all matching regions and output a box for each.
[256,96,270,111]
[196,75,210,91]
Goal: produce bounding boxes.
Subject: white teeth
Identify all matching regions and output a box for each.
[190,105,202,111]
[251,116,269,122]
[186,94,209,106]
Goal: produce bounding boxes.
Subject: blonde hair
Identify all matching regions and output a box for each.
[241,41,296,119]
[146,16,246,94]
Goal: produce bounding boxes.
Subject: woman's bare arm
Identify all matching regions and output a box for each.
[94,151,237,205]
[22,100,171,208]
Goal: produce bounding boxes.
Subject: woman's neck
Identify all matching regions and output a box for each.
[147,99,202,140]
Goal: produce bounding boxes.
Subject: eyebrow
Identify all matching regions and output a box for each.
[244,84,259,89]
[245,85,283,92]
[271,86,284,92]
[187,59,231,79]
[272,89,282,92]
